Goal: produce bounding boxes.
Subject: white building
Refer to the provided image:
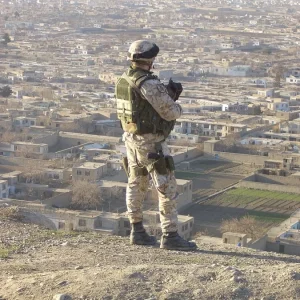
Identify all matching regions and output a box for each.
[267,101,289,112]
[220,42,235,49]
[257,89,274,98]
[13,116,37,127]
[286,76,300,85]
[174,119,247,137]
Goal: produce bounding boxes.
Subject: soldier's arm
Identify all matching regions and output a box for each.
[140,79,182,121]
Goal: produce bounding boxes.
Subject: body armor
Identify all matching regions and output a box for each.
[115,67,175,138]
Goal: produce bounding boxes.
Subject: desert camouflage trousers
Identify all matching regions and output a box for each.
[124,134,178,233]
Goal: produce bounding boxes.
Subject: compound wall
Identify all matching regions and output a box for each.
[237,181,300,194]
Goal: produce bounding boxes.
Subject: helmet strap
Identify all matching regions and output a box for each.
[132,61,153,71]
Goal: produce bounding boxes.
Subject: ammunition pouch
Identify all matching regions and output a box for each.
[150,142,176,174]
[165,156,175,171]
[149,149,176,174]
[130,165,148,177]
[153,156,168,175]
[152,156,175,174]
[122,157,148,178]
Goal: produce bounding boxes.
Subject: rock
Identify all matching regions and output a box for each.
[53,294,72,300]
[291,271,300,280]
[57,280,68,286]
[250,269,258,273]
[193,289,202,296]
[16,287,25,293]
[208,272,217,280]
[61,242,69,247]
[128,272,146,281]
[75,265,83,270]
[232,287,243,293]
[230,276,246,283]
[233,270,243,276]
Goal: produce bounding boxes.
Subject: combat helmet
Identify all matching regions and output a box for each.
[127,40,159,62]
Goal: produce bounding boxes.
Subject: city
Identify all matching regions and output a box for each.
[0,0,300,299]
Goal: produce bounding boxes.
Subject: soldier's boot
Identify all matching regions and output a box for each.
[130,222,157,246]
[160,232,197,251]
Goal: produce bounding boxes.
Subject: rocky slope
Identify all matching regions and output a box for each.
[0,218,300,300]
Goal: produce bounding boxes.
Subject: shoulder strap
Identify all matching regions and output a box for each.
[136,74,158,88]
[122,70,159,98]
[121,73,146,100]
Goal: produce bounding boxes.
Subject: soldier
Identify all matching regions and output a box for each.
[115,40,197,251]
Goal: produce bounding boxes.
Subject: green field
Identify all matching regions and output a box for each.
[207,187,300,221]
[226,188,300,202]
[247,211,288,223]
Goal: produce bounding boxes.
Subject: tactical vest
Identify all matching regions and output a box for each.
[115,67,175,138]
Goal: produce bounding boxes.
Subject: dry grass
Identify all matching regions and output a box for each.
[0,206,22,221]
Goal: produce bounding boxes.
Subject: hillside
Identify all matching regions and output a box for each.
[0,218,300,300]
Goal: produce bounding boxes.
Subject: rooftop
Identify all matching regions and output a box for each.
[74,162,107,169]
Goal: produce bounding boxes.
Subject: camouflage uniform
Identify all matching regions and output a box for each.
[124,79,182,233]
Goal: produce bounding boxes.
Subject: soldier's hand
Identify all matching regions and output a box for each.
[166,79,183,101]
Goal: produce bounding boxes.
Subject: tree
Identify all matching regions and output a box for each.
[220,215,267,240]
[71,181,103,210]
[0,85,12,97]
[64,101,83,114]
[269,64,287,88]
[19,160,44,184]
[0,131,17,143]
[2,33,11,46]
[0,127,30,143]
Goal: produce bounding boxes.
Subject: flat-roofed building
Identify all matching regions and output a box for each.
[11,141,48,158]
[72,162,107,181]
[174,118,247,137]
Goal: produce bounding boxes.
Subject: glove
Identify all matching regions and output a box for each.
[166,78,183,101]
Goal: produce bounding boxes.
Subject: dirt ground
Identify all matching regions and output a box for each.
[1,219,300,300]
